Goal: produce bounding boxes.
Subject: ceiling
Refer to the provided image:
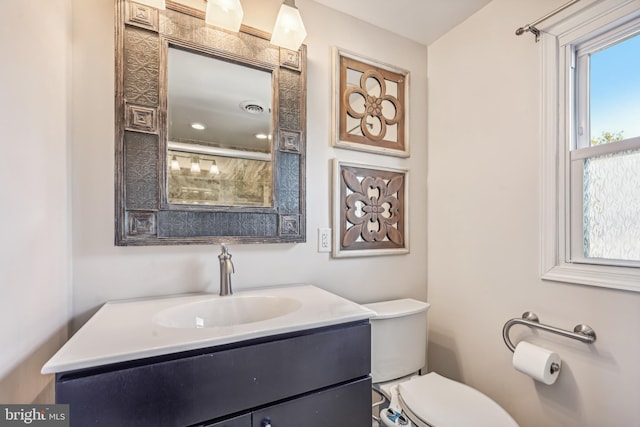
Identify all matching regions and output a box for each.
[310,0,492,46]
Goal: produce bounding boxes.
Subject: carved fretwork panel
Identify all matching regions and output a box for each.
[333,49,409,157]
[334,160,409,257]
[124,131,159,210]
[159,10,280,66]
[157,211,278,238]
[116,0,306,245]
[277,153,300,213]
[279,68,302,131]
[123,27,160,107]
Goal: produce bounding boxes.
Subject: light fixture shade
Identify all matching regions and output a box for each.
[190,158,201,174]
[205,0,244,32]
[209,161,220,175]
[170,156,181,171]
[270,0,306,51]
[134,0,165,9]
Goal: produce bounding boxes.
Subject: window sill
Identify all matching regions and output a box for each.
[542,263,640,293]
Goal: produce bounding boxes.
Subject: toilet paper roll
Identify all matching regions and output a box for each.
[512,341,561,385]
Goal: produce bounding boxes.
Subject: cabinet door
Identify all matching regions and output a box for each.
[205,413,251,427]
[252,378,371,427]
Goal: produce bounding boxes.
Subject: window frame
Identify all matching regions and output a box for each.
[540,0,640,292]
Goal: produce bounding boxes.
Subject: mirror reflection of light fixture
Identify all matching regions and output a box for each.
[170,155,181,171]
[190,157,201,173]
[270,0,307,51]
[135,0,165,9]
[205,0,244,32]
[209,160,220,175]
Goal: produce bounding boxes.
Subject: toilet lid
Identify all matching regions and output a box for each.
[398,373,519,427]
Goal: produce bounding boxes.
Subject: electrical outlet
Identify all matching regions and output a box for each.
[318,228,331,252]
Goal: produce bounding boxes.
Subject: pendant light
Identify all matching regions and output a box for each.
[270,0,307,51]
[205,0,244,32]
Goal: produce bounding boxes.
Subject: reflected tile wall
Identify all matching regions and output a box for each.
[167,151,273,207]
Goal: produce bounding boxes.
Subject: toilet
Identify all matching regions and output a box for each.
[364,299,519,427]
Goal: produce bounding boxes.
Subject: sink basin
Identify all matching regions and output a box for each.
[153,295,302,328]
[42,284,375,374]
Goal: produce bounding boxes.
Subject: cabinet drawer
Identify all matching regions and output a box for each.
[252,378,372,427]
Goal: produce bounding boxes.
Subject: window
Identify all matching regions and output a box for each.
[540,0,640,291]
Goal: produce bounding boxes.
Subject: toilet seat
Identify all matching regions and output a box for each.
[397,373,519,427]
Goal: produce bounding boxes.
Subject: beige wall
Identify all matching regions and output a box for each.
[70,0,428,328]
[0,1,71,403]
[427,0,640,426]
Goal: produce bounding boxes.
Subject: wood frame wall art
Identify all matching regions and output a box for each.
[332,47,410,157]
[332,159,409,257]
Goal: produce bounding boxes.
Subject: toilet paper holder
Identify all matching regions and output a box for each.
[503,312,597,353]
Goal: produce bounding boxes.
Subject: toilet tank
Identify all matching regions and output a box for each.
[363,299,429,383]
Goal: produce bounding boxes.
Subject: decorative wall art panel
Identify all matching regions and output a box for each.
[332,48,410,157]
[333,159,409,257]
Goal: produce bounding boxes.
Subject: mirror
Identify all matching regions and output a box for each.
[115,0,306,245]
[167,47,274,207]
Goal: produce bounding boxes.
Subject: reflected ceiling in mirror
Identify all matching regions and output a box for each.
[167,47,274,207]
[167,47,273,152]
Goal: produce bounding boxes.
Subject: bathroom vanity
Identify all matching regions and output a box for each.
[43,285,373,426]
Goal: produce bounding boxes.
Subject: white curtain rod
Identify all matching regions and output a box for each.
[515,0,581,42]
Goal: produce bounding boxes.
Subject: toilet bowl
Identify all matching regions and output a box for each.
[365,299,519,427]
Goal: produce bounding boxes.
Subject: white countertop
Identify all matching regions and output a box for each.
[42,284,374,374]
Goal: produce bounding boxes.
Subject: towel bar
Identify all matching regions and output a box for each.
[503,312,596,352]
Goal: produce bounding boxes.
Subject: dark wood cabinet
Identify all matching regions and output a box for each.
[251,378,371,427]
[55,321,371,426]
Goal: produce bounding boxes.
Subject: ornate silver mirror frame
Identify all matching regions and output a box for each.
[115,0,306,245]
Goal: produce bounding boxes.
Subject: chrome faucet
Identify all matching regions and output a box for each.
[218,244,234,296]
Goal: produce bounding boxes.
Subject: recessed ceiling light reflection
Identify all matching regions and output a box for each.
[190,122,206,130]
[255,133,269,140]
